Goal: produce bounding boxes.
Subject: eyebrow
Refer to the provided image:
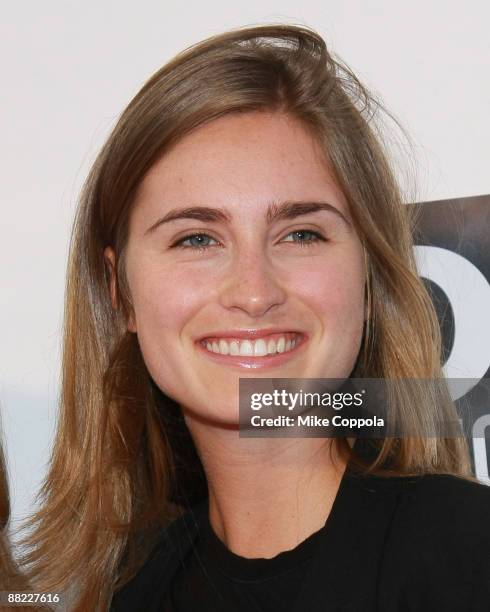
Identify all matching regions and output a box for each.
[144,200,350,236]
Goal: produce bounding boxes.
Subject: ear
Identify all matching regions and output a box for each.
[104,246,137,333]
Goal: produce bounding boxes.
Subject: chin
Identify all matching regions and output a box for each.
[181,402,240,427]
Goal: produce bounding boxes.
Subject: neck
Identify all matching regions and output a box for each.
[183,410,347,559]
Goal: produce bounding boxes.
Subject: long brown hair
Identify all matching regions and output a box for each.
[19,24,471,610]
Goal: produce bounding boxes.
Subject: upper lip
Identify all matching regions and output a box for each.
[197,328,305,341]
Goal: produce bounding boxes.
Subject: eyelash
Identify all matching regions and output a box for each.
[171,230,327,251]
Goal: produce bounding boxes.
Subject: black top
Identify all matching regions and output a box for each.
[164,495,323,612]
[110,471,490,612]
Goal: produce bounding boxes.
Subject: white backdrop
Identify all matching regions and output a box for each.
[1,0,489,530]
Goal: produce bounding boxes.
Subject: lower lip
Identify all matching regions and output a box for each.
[195,335,307,369]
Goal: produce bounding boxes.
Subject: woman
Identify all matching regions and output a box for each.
[19,25,489,611]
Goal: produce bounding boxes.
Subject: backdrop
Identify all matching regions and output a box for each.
[1,1,489,532]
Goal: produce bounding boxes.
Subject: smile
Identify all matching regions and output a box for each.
[201,332,300,356]
[196,331,306,369]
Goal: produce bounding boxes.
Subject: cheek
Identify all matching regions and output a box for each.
[290,254,365,325]
[295,254,366,377]
[127,272,206,402]
[127,265,208,377]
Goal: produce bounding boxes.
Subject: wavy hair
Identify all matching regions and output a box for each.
[19,24,471,610]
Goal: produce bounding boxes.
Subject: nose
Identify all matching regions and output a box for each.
[218,250,287,318]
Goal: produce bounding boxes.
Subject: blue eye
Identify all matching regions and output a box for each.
[174,233,218,249]
[172,229,326,251]
[282,230,325,246]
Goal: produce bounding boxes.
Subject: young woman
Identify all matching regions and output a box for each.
[19,25,489,611]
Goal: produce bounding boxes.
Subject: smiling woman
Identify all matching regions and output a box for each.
[18,24,490,612]
[104,111,366,427]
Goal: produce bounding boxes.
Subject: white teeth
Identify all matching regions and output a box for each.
[239,340,254,356]
[202,335,300,357]
[254,339,268,356]
[276,337,286,353]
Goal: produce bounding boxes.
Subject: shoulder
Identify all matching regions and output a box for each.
[372,474,490,599]
[391,473,490,536]
[356,470,490,505]
[360,472,490,543]
[110,500,206,611]
[362,474,490,609]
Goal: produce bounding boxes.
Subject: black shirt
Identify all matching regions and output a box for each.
[111,471,490,611]
[164,496,324,612]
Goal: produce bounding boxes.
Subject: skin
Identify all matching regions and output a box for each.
[105,111,366,558]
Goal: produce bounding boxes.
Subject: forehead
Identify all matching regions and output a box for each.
[132,111,349,219]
